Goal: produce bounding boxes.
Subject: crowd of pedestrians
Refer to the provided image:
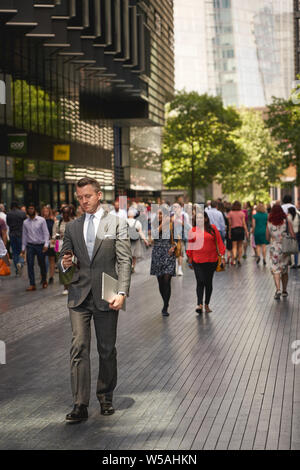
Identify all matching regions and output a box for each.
[0,192,300,309]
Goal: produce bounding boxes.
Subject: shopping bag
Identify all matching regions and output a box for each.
[0,258,10,276]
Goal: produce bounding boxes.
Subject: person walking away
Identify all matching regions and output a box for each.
[266,204,295,299]
[60,177,131,422]
[6,201,27,276]
[187,209,225,314]
[150,205,176,316]
[228,201,249,266]
[282,195,296,215]
[246,202,253,230]
[176,195,191,258]
[21,204,49,291]
[205,201,226,243]
[242,203,249,258]
[224,204,233,264]
[252,203,268,266]
[172,203,191,276]
[53,205,72,294]
[127,207,149,273]
[287,206,300,268]
[41,205,56,284]
[110,199,127,219]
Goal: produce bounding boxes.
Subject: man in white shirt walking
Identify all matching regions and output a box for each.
[205,200,226,241]
[282,195,296,214]
[110,199,127,219]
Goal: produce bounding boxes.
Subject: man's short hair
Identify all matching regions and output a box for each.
[76,177,101,193]
[11,201,19,210]
[211,200,217,208]
[282,194,292,204]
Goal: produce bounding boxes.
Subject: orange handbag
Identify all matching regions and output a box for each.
[213,230,225,272]
[0,258,10,276]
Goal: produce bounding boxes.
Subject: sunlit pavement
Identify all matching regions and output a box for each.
[1,251,300,450]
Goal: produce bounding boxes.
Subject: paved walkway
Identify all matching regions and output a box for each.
[1,251,300,450]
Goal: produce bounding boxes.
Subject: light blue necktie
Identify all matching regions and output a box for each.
[86,214,95,260]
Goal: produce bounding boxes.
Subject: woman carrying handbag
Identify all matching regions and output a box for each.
[187,209,225,315]
[266,204,295,300]
[150,206,177,317]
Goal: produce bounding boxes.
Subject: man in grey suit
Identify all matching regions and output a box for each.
[60,177,132,423]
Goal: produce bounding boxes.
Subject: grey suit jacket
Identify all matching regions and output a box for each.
[58,210,132,311]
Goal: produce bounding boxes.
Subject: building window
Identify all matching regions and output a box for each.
[222,0,231,8]
[155,11,162,36]
[168,27,174,49]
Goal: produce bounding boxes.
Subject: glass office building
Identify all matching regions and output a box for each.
[175,0,294,107]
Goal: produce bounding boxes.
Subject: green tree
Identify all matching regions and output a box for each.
[162,91,243,203]
[266,94,300,184]
[222,109,284,203]
[13,79,69,139]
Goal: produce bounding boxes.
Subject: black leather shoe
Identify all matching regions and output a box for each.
[100,402,115,416]
[65,404,88,423]
[161,310,170,316]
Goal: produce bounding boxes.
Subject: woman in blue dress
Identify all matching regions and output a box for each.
[150,205,176,317]
[252,203,269,265]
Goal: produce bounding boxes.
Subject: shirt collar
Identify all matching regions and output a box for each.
[85,206,103,221]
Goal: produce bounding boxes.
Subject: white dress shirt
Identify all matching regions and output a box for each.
[282,203,296,215]
[84,206,103,243]
[61,206,103,272]
[205,207,226,238]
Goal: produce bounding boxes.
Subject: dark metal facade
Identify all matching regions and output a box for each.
[0,0,174,125]
[0,0,174,207]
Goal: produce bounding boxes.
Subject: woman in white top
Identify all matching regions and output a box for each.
[287,207,300,268]
[127,207,149,273]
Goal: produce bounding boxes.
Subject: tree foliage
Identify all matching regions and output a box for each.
[221,109,284,203]
[266,95,300,184]
[162,91,243,202]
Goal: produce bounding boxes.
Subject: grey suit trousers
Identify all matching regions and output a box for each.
[69,291,119,406]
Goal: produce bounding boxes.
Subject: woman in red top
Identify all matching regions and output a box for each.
[187,209,225,315]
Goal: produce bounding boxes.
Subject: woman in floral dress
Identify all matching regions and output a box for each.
[266,204,295,300]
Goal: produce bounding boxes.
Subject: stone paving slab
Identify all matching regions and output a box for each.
[1,251,300,450]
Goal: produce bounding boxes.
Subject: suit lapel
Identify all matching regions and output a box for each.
[91,210,109,262]
[77,214,90,260]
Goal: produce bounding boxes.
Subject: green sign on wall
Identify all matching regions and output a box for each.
[8,134,27,155]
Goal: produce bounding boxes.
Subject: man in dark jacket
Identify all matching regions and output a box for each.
[6,201,27,276]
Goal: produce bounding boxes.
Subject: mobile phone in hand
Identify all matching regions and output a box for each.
[64,250,73,257]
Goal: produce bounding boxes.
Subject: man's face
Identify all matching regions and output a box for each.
[76,185,102,214]
[62,208,70,220]
[114,201,119,211]
[27,206,36,217]
[172,204,181,215]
